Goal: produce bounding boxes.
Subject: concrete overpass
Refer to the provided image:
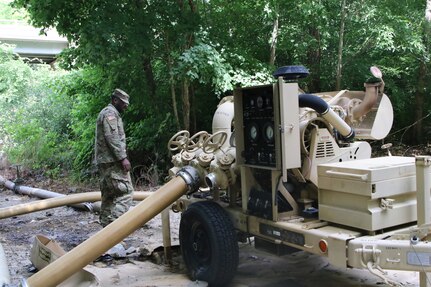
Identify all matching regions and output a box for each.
[0,21,68,63]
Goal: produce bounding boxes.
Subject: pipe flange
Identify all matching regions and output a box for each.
[337,129,355,141]
[176,166,201,194]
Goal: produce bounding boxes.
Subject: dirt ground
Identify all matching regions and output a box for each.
[0,169,423,287]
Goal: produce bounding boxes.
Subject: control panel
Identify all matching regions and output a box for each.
[234,84,281,169]
[242,86,276,167]
[234,78,302,220]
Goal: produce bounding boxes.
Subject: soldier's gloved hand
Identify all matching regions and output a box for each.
[121,158,131,172]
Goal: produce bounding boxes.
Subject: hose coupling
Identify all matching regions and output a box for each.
[177,166,201,195]
[335,129,355,141]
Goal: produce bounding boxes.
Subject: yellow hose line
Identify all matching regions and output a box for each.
[0,191,152,219]
[25,176,187,287]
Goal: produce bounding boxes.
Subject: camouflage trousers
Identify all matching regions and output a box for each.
[98,162,134,227]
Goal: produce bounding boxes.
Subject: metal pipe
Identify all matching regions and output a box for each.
[23,166,200,287]
[212,98,234,149]
[0,242,10,286]
[0,191,152,219]
[0,175,91,211]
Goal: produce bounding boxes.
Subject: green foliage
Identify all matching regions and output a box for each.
[6,119,69,173]
[0,44,31,104]
[0,43,72,173]
[0,44,102,178]
[174,41,272,94]
[0,0,27,21]
[175,43,232,94]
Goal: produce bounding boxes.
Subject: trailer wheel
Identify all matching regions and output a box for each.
[180,201,239,286]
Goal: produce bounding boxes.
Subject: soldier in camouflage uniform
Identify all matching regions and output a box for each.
[95,88,134,227]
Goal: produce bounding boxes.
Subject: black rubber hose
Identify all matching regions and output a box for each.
[298,94,329,114]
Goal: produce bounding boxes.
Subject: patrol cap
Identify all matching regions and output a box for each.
[112,88,130,105]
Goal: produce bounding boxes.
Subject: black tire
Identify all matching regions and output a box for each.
[180,201,239,286]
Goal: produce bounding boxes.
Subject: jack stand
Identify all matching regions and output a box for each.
[161,208,172,265]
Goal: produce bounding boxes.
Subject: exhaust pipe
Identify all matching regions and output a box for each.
[21,166,200,287]
[351,81,382,120]
[299,93,355,140]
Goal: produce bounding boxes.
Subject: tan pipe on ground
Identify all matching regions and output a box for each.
[0,191,152,219]
[0,175,136,212]
[0,174,154,213]
[24,175,190,287]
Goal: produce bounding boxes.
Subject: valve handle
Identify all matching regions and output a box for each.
[202,131,228,154]
[167,130,190,152]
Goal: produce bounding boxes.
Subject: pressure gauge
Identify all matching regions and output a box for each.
[250,98,255,107]
[265,97,271,108]
[256,96,264,109]
[263,123,274,142]
[248,124,258,142]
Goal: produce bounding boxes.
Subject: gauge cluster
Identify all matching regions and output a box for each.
[241,86,277,167]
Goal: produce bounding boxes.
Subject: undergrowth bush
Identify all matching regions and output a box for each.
[0,44,68,174]
[0,44,108,179]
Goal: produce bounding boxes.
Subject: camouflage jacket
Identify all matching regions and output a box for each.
[95,104,127,165]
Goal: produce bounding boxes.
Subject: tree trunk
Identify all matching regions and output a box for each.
[188,0,197,13]
[413,63,426,143]
[336,0,347,90]
[143,56,156,99]
[412,0,431,143]
[170,78,181,130]
[182,79,190,130]
[166,41,181,130]
[427,0,431,22]
[306,26,322,92]
[190,85,196,133]
[269,15,279,66]
[177,0,197,131]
